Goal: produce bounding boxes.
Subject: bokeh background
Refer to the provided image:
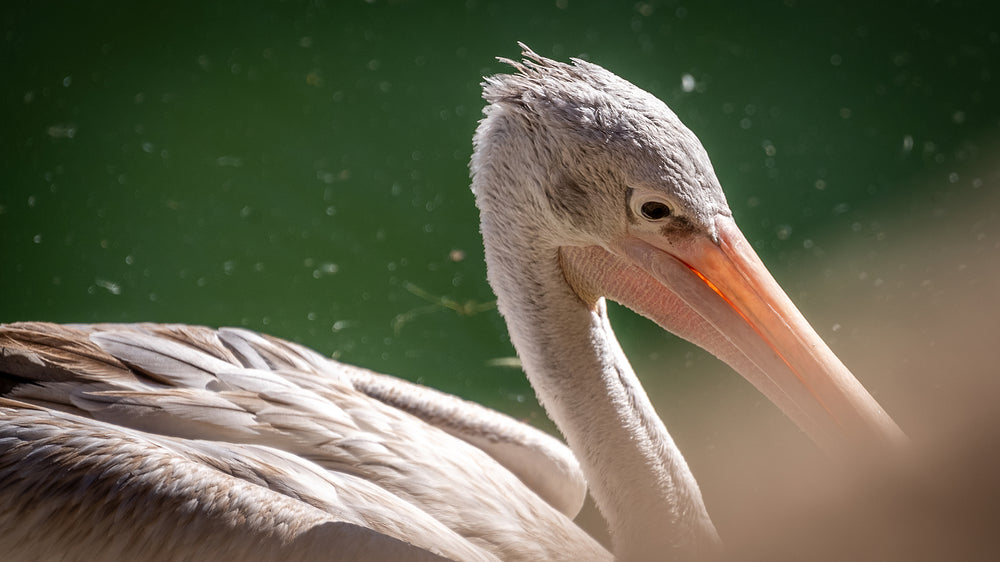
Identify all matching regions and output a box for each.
[3,0,999,550]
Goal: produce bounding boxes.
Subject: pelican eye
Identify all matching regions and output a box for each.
[640,200,671,221]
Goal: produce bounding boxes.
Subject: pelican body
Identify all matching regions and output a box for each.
[0,46,904,561]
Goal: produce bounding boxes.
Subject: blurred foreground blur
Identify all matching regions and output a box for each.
[710,145,997,559]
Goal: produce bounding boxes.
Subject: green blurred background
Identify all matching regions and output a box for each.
[3,0,999,544]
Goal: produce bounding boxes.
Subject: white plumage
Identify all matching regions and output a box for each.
[1,323,600,560]
[1,45,904,561]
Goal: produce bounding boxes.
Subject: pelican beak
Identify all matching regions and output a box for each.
[600,214,906,458]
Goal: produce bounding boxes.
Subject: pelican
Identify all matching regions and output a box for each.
[0,45,905,561]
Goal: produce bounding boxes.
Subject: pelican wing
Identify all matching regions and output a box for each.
[0,322,609,561]
[0,399,482,561]
[216,326,588,517]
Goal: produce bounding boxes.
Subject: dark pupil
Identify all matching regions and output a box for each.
[640,201,670,220]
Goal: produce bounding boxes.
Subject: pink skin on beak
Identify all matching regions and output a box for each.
[560,214,907,459]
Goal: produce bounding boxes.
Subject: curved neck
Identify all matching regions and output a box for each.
[478,207,721,559]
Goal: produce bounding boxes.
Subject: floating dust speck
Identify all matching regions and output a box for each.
[47,124,77,139]
[95,279,121,295]
[681,73,696,93]
[216,156,243,168]
[312,262,339,278]
[775,224,792,241]
[486,357,523,369]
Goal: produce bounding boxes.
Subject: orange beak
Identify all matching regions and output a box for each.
[562,215,906,458]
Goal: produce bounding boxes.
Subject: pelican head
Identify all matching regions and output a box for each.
[471,44,905,461]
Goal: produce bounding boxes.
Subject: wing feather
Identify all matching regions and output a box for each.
[0,401,483,561]
[0,322,610,560]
